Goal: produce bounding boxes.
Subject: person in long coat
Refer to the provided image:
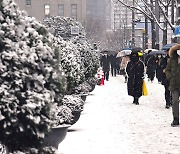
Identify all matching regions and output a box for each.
[156,54,163,83]
[146,55,157,82]
[100,51,110,81]
[126,51,144,105]
[165,44,180,127]
[159,53,172,109]
[109,54,117,77]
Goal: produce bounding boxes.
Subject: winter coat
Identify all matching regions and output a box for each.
[146,55,157,75]
[126,60,144,97]
[100,55,110,72]
[159,57,169,86]
[109,54,117,68]
[165,44,180,92]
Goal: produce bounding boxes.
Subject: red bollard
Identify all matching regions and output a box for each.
[100,74,104,85]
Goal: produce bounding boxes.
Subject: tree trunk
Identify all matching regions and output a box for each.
[151,20,156,49]
[150,0,156,49]
[162,6,168,46]
[145,17,148,49]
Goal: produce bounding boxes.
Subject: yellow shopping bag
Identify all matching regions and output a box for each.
[142,80,148,96]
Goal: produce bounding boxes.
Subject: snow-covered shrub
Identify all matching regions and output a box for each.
[55,105,73,125]
[43,16,100,94]
[0,0,66,152]
[60,41,85,94]
[62,95,84,112]
[87,77,98,85]
[74,81,91,95]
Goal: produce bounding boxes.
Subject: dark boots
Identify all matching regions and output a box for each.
[133,97,139,105]
[171,117,179,127]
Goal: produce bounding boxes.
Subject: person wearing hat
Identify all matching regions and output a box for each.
[126,50,145,105]
[165,44,180,127]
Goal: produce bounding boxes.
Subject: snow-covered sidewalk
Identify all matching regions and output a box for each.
[58,75,180,154]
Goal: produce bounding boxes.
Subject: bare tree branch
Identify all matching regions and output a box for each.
[167,0,172,6]
[117,0,153,20]
[116,0,174,30]
[158,1,175,30]
[158,0,166,7]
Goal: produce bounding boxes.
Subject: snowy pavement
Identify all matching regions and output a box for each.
[58,75,180,154]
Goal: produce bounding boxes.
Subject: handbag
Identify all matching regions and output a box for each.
[142,80,148,96]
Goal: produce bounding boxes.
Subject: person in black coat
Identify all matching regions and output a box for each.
[100,51,110,81]
[109,54,117,77]
[126,51,145,105]
[156,54,163,83]
[146,55,157,82]
[159,54,172,109]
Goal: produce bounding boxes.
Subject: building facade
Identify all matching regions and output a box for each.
[14,0,86,22]
[86,0,113,30]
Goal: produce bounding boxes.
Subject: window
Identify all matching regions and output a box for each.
[26,0,31,6]
[58,4,64,16]
[71,4,77,20]
[44,4,50,17]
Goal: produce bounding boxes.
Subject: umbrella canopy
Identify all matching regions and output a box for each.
[116,50,132,57]
[122,50,132,56]
[148,50,166,55]
[122,47,132,50]
[100,50,118,55]
[132,47,143,52]
[161,43,177,51]
[144,49,158,54]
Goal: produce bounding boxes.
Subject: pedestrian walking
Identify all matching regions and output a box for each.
[126,50,145,105]
[159,53,172,109]
[109,54,117,77]
[156,54,163,83]
[165,44,180,127]
[146,55,157,82]
[100,51,110,81]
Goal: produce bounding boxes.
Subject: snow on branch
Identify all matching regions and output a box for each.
[116,0,175,31]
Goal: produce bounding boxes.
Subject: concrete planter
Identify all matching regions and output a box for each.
[44,125,70,148]
[71,111,82,125]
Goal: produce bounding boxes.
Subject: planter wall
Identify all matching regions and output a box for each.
[70,111,82,125]
[44,125,70,148]
[80,94,87,102]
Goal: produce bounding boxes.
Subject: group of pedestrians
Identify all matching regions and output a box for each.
[145,50,172,109]
[100,45,180,127]
[100,51,122,81]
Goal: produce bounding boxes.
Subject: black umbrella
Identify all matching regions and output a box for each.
[148,50,166,55]
[132,47,143,52]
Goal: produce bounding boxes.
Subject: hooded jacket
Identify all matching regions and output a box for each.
[165,44,180,92]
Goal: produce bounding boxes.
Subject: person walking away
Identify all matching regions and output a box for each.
[126,50,145,105]
[146,55,157,82]
[100,51,110,81]
[109,54,117,77]
[165,44,180,127]
[159,53,172,109]
[156,54,163,83]
[120,55,130,83]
